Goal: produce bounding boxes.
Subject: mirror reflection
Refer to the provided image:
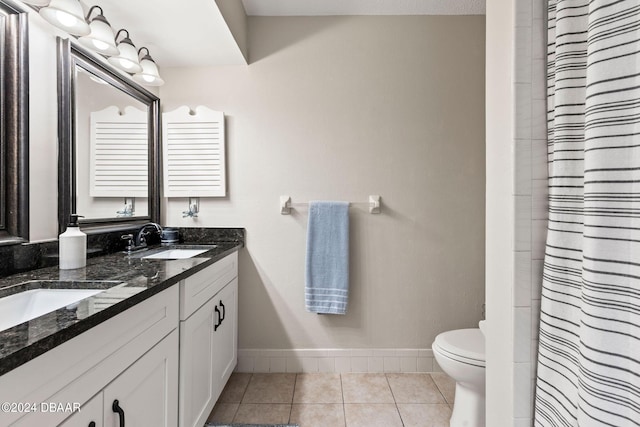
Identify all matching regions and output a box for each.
[74,66,149,219]
[57,37,160,233]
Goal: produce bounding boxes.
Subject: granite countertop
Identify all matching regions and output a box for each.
[0,241,242,376]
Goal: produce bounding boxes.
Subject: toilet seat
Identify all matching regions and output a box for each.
[433,328,485,368]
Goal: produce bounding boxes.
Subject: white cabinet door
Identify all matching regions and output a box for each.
[212,278,238,398]
[179,296,217,427]
[103,330,178,427]
[179,277,238,427]
[58,392,103,427]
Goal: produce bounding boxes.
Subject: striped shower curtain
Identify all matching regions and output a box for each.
[534,1,640,426]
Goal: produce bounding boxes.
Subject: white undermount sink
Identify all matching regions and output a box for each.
[142,249,210,260]
[0,288,103,332]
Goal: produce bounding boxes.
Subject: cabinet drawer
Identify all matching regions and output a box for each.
[180,252,237,320]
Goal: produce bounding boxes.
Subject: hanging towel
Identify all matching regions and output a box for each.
[305,201,350,315]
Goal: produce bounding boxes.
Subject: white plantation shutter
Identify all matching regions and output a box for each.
[162,106,226,197]
[90,106,148,197]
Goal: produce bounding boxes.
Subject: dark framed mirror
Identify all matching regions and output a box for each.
[57,37,160,234]
[0,0,28,245]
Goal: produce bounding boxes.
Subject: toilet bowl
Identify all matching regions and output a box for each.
[432,325,485,427]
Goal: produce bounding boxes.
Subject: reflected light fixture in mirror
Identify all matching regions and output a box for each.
[40,0,90,36]
[108,29,143,74]
[133,47,164,86]
[78,5,118,56]
[21,0,50,6]
[77,67,109,85]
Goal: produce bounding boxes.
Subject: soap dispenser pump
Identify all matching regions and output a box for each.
[59,214,87,270]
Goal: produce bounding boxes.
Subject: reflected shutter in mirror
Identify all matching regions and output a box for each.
[90,106,148,197]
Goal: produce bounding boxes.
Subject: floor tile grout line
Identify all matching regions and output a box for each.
[238,372,252,404]
[340,373,347,427]
[430,373,451,405]
[287,373,300,423]
[232,373,252,423]
[229,402,240,424]
[384,373,397,403]
[384,373,406,427]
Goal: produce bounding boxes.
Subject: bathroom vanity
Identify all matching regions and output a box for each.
[0,239,241,427]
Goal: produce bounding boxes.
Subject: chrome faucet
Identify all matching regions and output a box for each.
[122,223,164,254]
[135,222,163,248]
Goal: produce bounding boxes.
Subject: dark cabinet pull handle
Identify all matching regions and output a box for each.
[88,422,96,427]
[112,399,125,427]
[214,305,221,331]
[219,300,225,323]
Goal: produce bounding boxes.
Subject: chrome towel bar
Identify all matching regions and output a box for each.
[280,195,381,215]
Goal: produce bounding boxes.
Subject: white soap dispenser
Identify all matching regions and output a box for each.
[59,214,87,270]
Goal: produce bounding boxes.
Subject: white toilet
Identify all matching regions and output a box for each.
[432,322,486,427]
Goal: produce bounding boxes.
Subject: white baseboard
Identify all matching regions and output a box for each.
[236,348,443,374]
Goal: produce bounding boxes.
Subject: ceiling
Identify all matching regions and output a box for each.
[92,0,485,68]
[97,0,247,68]
[242,0,485,16]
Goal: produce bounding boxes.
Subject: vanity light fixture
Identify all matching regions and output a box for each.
[39,0,90,36]
[132,47,164,86]
[77,6,118,56]
[108,29,143,74]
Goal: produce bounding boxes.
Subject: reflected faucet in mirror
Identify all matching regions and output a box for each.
[182,198,199,218]
[116,198,135,217]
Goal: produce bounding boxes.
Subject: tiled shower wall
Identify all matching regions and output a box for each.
[513,0,548,424]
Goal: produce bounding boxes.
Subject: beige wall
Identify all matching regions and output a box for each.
[160,16,486,350]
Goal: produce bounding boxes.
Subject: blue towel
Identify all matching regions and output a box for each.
[305,201,350,314]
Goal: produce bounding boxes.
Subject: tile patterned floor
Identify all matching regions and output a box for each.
[207,372,456,427]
